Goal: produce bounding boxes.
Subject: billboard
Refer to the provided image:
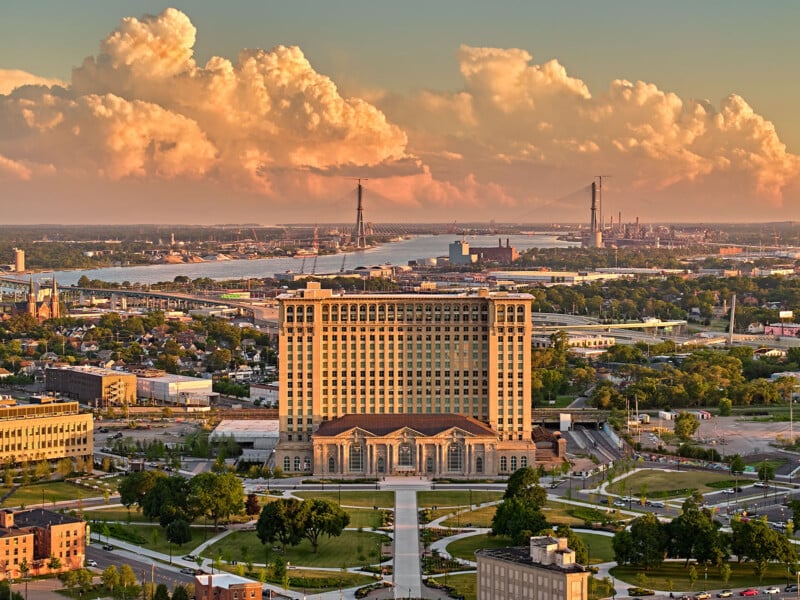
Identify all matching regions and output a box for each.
[780,310,794,319]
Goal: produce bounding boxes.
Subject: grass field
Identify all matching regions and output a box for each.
[438,498,590,529]
[609,469,731,497]
[429,573,477,600]
[346,508,384,529]
[1,481,87,507]
[202,529,389,569]
[575,532,615,564]
[610,561,791,590]
[293,490,394,508]
[417,491,503,508]
[216,565,376,592]
[84,506,154,523]
[106,523,207,556]
[446,534,512,561]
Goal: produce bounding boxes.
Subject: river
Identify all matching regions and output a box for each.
[39,233,578,286]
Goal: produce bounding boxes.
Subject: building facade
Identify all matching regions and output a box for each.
[276,282,534,475]
[476,536,589,600]
[0,508,87,580]
[45,366,136,407]
[195,574,262,600]
[0,402,92,465]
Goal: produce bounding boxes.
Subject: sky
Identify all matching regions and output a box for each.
[1,1,799,225]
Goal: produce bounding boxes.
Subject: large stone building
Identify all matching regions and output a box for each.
[0,508,87,580]
[476,536,589,600]
[45,366,136,407]
[0,402,93,465]
[276,282,537,476]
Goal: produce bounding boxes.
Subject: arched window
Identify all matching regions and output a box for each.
[500,456,507,472]
[521,456,528,468]
[303,458,311,471]
[398,442,414,467]
[283,456,290,471]
[328,456,335,473]
[447,443,462,472]
[510,456,518,471]
[293,456,301,472]
[476,456,483,473]
[349,443,364,472]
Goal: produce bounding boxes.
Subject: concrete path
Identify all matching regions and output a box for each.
[393,489,423,599]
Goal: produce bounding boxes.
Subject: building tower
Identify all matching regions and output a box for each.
[26,277,36,317]
[588,181,603,248]
[13,248,24,273]
[50,277,60,319]
[353,179,368,249]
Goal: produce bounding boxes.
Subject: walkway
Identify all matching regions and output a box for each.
[393,486,425,599]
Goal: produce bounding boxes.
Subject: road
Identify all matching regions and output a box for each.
[86,544,196,590]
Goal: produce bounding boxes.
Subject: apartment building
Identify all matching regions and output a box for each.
[476,536,589,600]
[45,366,136,407]
[276,282,535,476]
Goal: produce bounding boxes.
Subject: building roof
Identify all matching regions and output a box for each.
[12,508,83,528]
[314,413,497,438]
[195,573,258,589]
[476,545,587,573]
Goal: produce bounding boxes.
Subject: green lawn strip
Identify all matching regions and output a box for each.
[589,576,617,600]
[744,458,787,470]
[84,506,156,523]
[102,523,206,556]
[293,490,394,508]
[417,491,503,508]
[438,499,594,529]
[542,501,590,527]
[428,572,477,600]
[202,529,390,569]
[441,505,496,528]
[609,469,731,497]
[1,481,87,507]
[610,562,791,591]
[346,508,383,529]
[56,589,109,600]
[446,534,512,561]
[218,564,377,592]
[574,532,615,564]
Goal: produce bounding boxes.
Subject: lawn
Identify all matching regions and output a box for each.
[445,534,512,561]
[293,490,394,508]
[438,499,588,529]
[610,561,792,590]
[574,532,615,564]
[418,490,503,508]
[428,573,477,600]
[609,469,731,497]
[100,523,207,557]
[346,508,384,529]
[202,529,390,569]
[2,481,86,507]
[219,565,376,592]
[84,506,154,523]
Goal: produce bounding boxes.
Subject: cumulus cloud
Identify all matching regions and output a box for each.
[0,69,65,95]
[0,9,798,222]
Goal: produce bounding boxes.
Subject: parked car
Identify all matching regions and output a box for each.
[102,544,114,551]
[183,554,197,561]
[648,501,665,508]
[717,591,733,598]
[613,500,626,507]
[740,589,759,597]
[753,482,769,488]
[785,584,798,593]
[85,559,98,568]
[695,592,711,600]
[179,567,195,575]
[764,587,780,595]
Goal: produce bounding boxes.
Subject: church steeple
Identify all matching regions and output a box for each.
[50,276,60,319]
[27,276,36,317]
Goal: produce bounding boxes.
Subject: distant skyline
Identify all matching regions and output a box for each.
[1,1,798,224]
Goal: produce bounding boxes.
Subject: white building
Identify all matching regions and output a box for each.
[250,383,279,407]
[210,419,279,463]
[136,374,214,405]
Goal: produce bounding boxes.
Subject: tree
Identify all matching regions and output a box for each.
[245,493,261,516]
[504,466,547,508]
[189,471,244,529]
[718,397,733,416]
[141,475,194,527]
[166,518,192,547]
[256,498,305,551]
[172,586,191,600]
[758,461,776,483]
[154,583,170,600]
[119,563,138,593]
[76,569,94,594]
[613,513,667,570]
[48,555,61,571]
[118,470,167,512]
[729,454,746,475]
[56,458,73,479]
[555,525,588,564]
[667,498,728,566]
[674,411,700,441]
[102,565,120,594]
[299,498,350,553]
[491,496,548,545]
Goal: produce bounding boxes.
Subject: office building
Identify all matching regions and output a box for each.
[195,574,262,600]
[476,536,589,600]
[45,366,136,407]
[276,282,536,476]
[0,402,92,465]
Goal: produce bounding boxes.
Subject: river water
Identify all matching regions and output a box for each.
[41,233,578,286]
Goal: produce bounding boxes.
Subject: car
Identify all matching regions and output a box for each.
[183,554,197,561]
[194,569,207,575]
[613,500,626,507]
[695,592,712,600]
[649,501,665,508]
[102,544,114,551]
[754,482,769,488]
[717,591,733,598]
[721,488,736,495]
[740,589,759,597]
[785,585,798,593]
[764,587,780,595]
[85,559,98,568]
[179,567,195,575]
